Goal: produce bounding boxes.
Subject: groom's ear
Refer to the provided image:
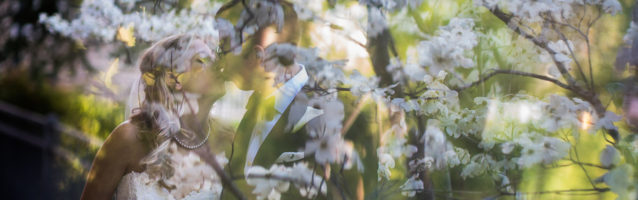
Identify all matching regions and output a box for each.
[254,45,265,62]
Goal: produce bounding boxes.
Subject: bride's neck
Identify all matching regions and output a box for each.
[200,93,220,119]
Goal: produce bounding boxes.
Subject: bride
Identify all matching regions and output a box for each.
[81,34,230,199]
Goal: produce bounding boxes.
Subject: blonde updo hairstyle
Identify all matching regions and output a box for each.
[129,34,217,183]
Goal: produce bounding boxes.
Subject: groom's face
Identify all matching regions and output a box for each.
[222,46,275,91]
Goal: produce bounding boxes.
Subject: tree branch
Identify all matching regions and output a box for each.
[551,22,590,87]
[209,151,247,200]
[486,5,619,141]
[499,188,610,196]
[489,6,577,86]
[564,159,611,170]
[455,69,571,91]
[215,0,240,18]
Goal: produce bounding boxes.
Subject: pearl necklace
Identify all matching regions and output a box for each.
[172,123,211,150]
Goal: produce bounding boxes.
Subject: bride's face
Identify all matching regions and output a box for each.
[160,39,226,117]
[165,40,225,99]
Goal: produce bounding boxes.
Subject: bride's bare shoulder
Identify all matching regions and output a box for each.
[108,121,141,144]
[101,121,147,159]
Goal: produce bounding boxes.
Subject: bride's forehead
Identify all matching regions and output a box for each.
[164,39,215,72]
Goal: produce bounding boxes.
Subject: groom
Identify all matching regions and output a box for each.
[218,11,308,198]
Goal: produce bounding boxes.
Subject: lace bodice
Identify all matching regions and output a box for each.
[115,142,228,200]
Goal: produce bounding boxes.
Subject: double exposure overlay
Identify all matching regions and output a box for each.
[1,0,638,199]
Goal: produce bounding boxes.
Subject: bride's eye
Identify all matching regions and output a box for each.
[196,57,210,66]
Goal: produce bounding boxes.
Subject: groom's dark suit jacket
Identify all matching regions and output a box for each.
[222,80,308,199]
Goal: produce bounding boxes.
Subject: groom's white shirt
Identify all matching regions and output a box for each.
[244,65,308,173]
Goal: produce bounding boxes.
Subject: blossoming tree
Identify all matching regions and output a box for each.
[40,0,638,199]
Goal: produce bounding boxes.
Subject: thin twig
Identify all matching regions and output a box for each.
[572,145,600,190]
[455,69,571,91]
[302,85,351,94]
[551,21,589,86]
[564,159,611,170]
[499,188,610,196]
[215,0,241,18]
[489,6,577,86]
[210,151,247,200]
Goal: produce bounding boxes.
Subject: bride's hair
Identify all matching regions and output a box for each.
[129,34,215,182]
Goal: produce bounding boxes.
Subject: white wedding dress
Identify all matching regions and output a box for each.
[115,142,228,200]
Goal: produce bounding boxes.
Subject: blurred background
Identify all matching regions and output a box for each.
[1,0,125,198]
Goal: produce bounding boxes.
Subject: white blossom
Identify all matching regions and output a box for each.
[501,142,515,154]
[304,133,348,164]
[422,122,451,169]
[305,95,345,138]
[289,163,327,198]
[160,146,227,199]
[378,116,417,159]
[600,145,620,167]
[391,98,420,112]
[39,0,220,44]
[377,152,395,180]
[290,0,322,20]
[313,64,347,89]
[246,163,326,200]
[400,175,424,197]
[417,18,477,74]
[461,154,494,179]
[246,165,291,200]
[595,111,622,131]
[367,7,387,38]
[603,164,635,199]
[624,22,638,45]
[237,0,285,33]
[404,62,429,82]
[601,0,622,16]
[262,43,302,86]
[502,0,576,22]
[359,0,424,11]
[474,0,499,9]
[346,70,380,97]
[539,94,592,132]
[516,135,570,168]
[546,40,575,77]
[409,157,434,173]
[476,0,620,23]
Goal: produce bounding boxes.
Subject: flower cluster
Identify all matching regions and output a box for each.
[400,175,424,197]
[246,163,327,200]
[366,7,387,38]
[303,94,358,166]
[262,43,300,86]
[475,0,622,22]
[539,94,592,132]
[289,0,322,20]
[262,43,348,89]
[417,18,477,74]
[513,134,570,167]
[460,153,498,179]
[376,113,416,180]
[544,40,575,77]
[237,0,285,34]
[624,22,638,46]
[142,142,228,199]
[39,0,221,44]
[358,0,424,12]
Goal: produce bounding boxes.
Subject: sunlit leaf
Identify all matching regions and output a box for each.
[116,25,136,47]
